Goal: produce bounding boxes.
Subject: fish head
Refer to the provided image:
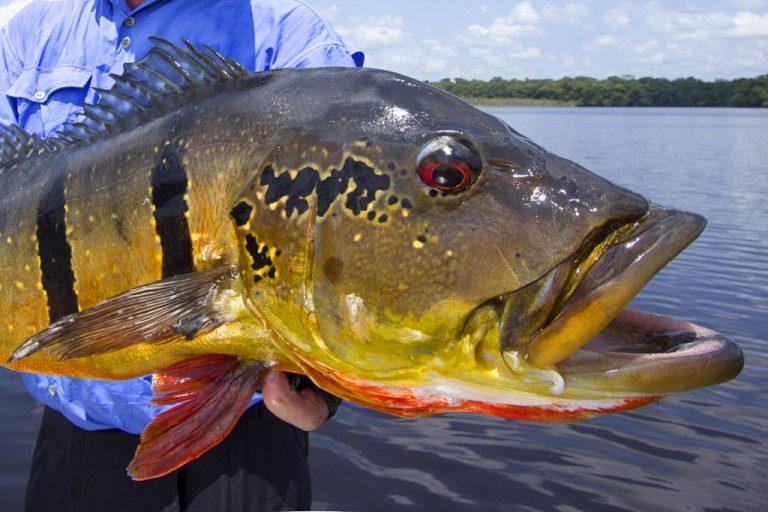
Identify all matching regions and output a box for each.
[233,68,743,420]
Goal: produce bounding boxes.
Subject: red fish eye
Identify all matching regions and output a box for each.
[418,159,471,192]
[415,136,481,195]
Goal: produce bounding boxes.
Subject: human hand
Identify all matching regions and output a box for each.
[261,370,330,431]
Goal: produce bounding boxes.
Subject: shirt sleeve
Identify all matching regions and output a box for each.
[0,24,23,124]
[284,42,364,69]
[266,2,364,70]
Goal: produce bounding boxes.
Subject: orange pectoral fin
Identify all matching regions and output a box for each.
[127,354,264,481]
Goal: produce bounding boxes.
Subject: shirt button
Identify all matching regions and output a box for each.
[33,91,45,101]
[121,36,131,49]
[124,16,135,27]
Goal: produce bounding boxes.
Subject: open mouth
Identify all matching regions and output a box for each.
[490,205,744,396]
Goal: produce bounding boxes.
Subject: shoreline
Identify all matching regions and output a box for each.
[461,96,576,107]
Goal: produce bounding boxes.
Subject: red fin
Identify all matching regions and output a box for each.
[127,355,264,481]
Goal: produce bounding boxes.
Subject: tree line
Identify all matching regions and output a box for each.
[427,75,768,107]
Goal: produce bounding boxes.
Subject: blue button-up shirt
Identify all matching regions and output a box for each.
[0,0,362,433]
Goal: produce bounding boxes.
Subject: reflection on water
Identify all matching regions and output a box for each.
[2,108,767,511]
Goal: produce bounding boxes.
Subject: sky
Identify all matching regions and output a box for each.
[1,0,767,81]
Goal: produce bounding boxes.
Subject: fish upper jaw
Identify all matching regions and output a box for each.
[516,205,707,368]
[485,205,742,397]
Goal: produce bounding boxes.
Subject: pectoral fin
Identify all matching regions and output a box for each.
[128,354,264,480]
[9,266,239,362]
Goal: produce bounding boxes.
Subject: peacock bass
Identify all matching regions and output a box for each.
[0,39,743,480]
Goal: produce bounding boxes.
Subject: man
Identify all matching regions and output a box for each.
[0,1,363,510]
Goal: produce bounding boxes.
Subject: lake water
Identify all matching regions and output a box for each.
[1,107,766,511]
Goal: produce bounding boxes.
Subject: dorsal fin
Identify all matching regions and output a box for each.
[0,124,52,174]
[0,38,251,172]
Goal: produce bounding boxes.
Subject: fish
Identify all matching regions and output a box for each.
[0,39,744,480]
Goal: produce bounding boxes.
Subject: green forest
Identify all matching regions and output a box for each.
[427,75,768,107]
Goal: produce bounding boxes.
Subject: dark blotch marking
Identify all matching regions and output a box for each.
[417,235,427,244]
[151,142,193,278]
[259,157,390,218]
[387,195,398,205]
[387,162,396,171]
[37,176,78,322]
[113,216,129,243]
[245,234,272,271]
[342,158,391,216]
[244,234,277,283]
[378,214,388,223]
[230,201,253,227]
[261,166,293,204]
[285,167,320,216]
[401,198,413,209]
[316,167,351,216]
[323,257,343,285]
[367,211,376,221]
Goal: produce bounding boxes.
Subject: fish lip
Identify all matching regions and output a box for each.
[499,205,708,369]
[554,309,744,395]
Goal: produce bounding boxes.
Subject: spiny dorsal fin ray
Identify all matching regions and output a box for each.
[0,38,252,171]
[0,124,48,174]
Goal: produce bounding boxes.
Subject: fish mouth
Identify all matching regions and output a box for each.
[493,205,744,396]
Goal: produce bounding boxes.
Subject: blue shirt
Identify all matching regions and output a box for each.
[0,0,362,433]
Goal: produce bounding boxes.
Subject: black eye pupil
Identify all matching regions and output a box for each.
[432,165,464,188]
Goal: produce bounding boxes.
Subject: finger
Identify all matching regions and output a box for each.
[261,370,329,431]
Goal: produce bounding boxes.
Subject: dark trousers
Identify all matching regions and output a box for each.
[25,404,311,512]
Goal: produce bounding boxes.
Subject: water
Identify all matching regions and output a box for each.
[1,107,766,510]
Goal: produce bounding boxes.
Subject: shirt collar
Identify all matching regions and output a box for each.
[105,0,169,15]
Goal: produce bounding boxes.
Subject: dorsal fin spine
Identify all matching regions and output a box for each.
[0,38,253,172]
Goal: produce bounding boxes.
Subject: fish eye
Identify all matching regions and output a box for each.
[415,136,481,194]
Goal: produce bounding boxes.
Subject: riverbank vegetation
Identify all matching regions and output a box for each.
[427,75,768,107]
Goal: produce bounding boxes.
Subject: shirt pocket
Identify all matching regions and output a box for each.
[6,67,92,137]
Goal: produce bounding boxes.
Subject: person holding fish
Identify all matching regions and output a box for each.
[0,0,746,510]
[0,0,362,510]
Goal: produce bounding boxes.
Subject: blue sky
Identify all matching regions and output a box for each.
[2,0,767,81]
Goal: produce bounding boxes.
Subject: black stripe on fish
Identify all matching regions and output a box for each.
[36,176,79,322]
[151,143,194,278]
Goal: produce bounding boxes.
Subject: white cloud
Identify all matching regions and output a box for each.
[0,0,32,28]
[338,15,406,48]
[729,11,768,37]
[463,18,541,45]
[603,6,631,29]
[591,35,618,47]
[645,4,768,41]
[730,0,767,8]
[541,2,590,25]
[459,2,546,47]
[507,1,540,24]
[309,0,767,80]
